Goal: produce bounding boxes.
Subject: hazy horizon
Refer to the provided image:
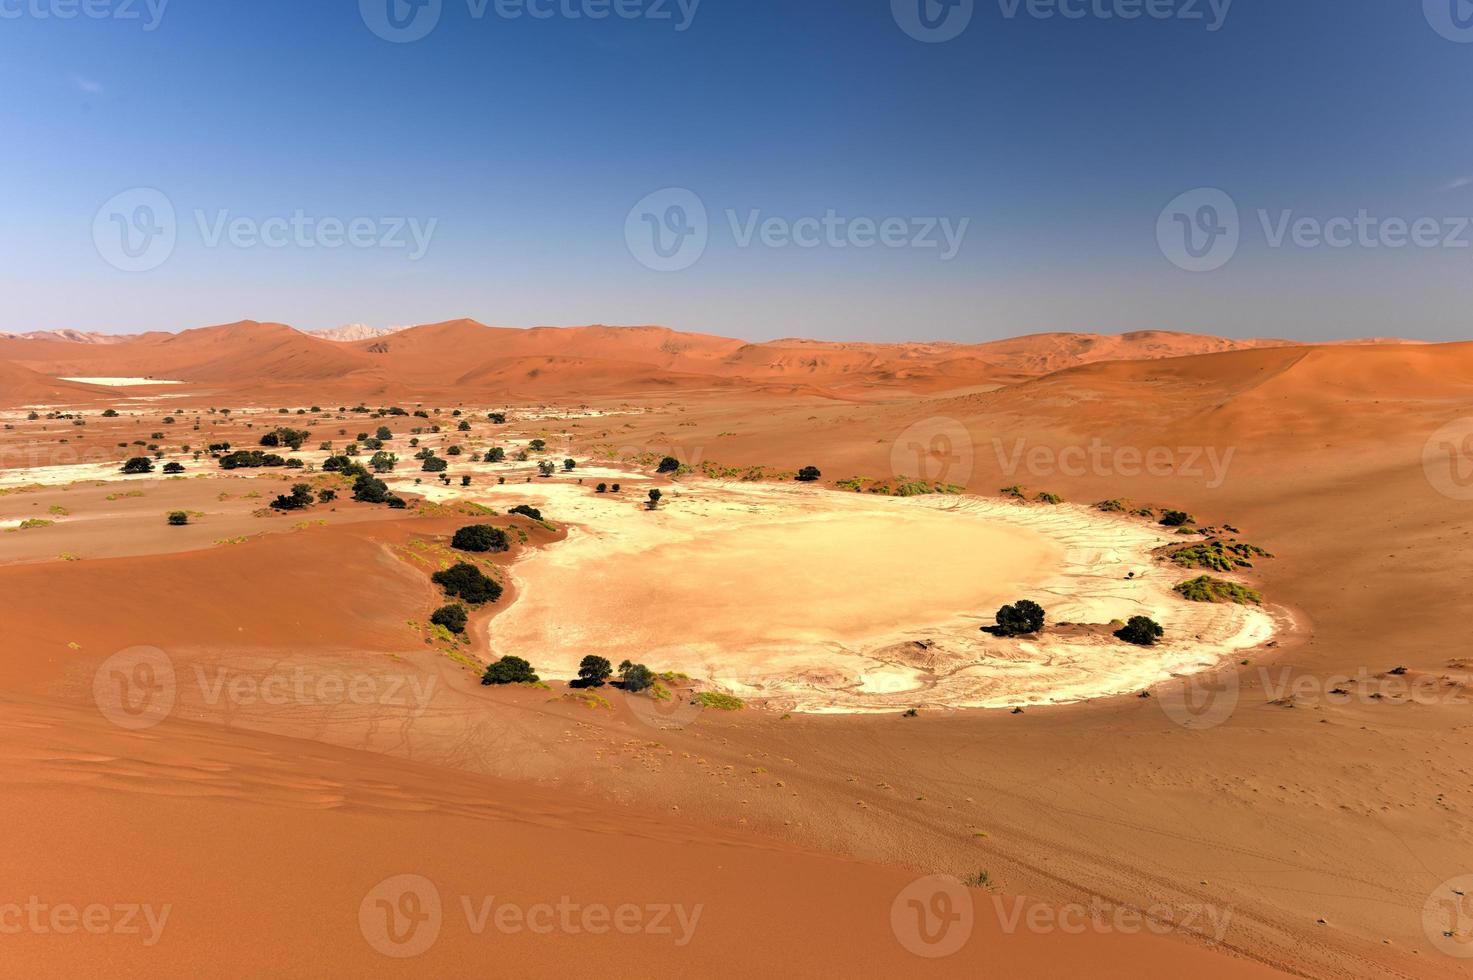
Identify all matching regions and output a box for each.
[4,0,1472,343]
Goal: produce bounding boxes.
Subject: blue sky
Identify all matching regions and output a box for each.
[2,0,1472,341]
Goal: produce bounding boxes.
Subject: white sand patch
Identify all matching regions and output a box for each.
[467,475,1278,713]
[58,377,184,387]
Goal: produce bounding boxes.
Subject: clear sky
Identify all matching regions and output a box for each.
[2,0,1472,342]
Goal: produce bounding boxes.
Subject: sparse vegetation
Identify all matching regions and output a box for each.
[618,660,655,693]
[1174,575,1262,604]
[1159,509,1193,527]
[693,691,745,711]
[167,511,189,526]
[508,504,542,521]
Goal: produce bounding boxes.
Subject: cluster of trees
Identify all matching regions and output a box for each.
[219,450,293,469]
[451,524,509,554]
[618,660,655,692]
[270,483,315,511]
[432,562,503,605]
[324,455,406,508]
[260,428,311,451]
[568,657,656,694]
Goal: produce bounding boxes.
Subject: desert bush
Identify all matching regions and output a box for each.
[993,599,1046,637]
[795,465,822,482]
[162,462,185,474]
[1159,509,1193,527]
[1095,498,1128,513]
[656,456,680,474]
[537,460,555,477]
[318,489,337,503]
[457,420,471,432]
[432,562,503,605]
[487,412,506,424]
[167,511,189,526]
[260,428,310,451]
[1115,616,1164,645]
[595,483,608,493]
[101,409,119,418]
[484,447,506,463]
[1035,491,1063,505]
[452,524,509,553]
[422,456,448,473]
[446,445,462,456]
[693,691,745,710]
[508,504,542,521]
[430,603,468,635]
[563,458,576,471]
[482,655,538,685]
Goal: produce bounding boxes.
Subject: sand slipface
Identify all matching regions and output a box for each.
[487,480,1276,712]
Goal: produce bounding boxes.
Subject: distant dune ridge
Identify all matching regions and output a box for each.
[0,317,1422,403]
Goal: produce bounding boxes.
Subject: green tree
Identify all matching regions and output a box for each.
[432,563,503,605]
[431,603,468,635]
[1115,616,1164,646]
[121,456,155,474]
[577,655,613,687]
[656,456,680,473]
[993,599,1046,637]
[452,524,509,554]
[620,662,655,693]
[795,465,821,482]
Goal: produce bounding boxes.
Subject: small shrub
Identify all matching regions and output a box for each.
[508,504,542,521]
[1159,509,1193,527]
[693,691,745,711]
[1115,616,1164,646]
[167,511,189,526]
[619,661,655,693]
[121,457,154,474]
[162,462,185,474]
[795,466,821,483]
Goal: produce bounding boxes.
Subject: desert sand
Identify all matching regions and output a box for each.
[3,320,1471,978]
